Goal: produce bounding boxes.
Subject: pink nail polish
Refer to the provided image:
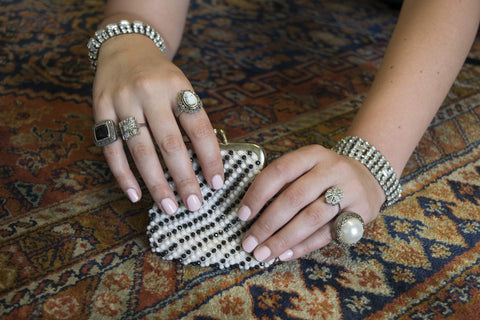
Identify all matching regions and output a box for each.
[212,174,223,190]
[279,249,294,261]
[126,188,140,203]
[254,246,271,262]
[242,235,258,253]
[238,206,251,221]
[161,198,178,215]
[186,194,201,211]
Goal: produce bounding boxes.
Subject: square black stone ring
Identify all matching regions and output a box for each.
[93,119,118,147]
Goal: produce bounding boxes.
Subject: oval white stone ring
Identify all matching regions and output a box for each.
[175,90,203,117]
[332,211,365,246]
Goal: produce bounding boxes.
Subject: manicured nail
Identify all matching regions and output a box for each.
[254,246,271,262]
[237,206,251,221]
[186,194,201,211]
[212,174,223,190]
[161,198,178,215]
[242,235,258,253]
[126,188,140,203]
[279,249,294,261]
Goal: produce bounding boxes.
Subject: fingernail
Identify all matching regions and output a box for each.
[186,194,201,211]
[254,246,271,262]
[279,249,294,261]
[161,198,178,215]
[238,206,251,221]
[242,235,258,253]
[126,188,140,203]
[212,174,223,190]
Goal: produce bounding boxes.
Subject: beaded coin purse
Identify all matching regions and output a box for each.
[147,130,276,269]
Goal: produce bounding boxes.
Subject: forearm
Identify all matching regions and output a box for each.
[347,0,480,176]
[102,0,190,59]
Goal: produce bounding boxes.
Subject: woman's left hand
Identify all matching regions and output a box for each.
[237,144,386,262]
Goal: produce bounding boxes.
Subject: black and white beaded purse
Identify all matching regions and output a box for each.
[146,130,275,269]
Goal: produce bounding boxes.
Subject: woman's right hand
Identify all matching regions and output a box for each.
[92,33,224,214]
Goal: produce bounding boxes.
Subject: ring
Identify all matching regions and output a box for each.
[332,211,365,246]
[175,90,203,117]
[93,119,118,147]
[325,187,344,213]
[119,116,147,141]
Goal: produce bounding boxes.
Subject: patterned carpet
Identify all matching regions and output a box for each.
[1,0,480,319]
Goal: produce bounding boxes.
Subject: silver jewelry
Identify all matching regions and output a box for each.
[332,211,365,246]
[325,187,343,213]
[118,116,147,141]
[93,119,118,147]
[87,20,166,72]
[333,136,402,208]
[175,90,203,117]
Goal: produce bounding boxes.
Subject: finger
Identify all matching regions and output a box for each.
[93,101,142,203]
[103,141,142,203]
[120,118,180,213]
[251,196,338,262]
[238,145,323,221]
[180,109,224,190]
[144,107,203,212]
[278,223,335,261]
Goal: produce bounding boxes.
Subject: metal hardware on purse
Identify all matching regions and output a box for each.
[146,130,275,269]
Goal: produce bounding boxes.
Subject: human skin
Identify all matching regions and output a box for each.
[91,0,480,262]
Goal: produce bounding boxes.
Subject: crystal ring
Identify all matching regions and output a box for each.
[325,187,344,213]
[118,116,147,141]
[175,90,203,117]
[93,119,118,147]
[332,211,365,246]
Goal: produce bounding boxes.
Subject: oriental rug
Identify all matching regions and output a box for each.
[1,0,480,319]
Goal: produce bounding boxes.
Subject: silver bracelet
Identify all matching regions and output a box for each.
[333,136,402,208]
[87,20,166,72]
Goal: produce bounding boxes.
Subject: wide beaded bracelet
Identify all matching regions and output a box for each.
[333,136,402,208]
[87,20,166,72]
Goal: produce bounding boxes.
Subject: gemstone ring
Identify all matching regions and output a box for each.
[175,90,203,117]
[93,119,118,147]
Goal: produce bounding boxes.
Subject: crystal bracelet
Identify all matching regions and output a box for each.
[333,136,402,208]
[87,20,166,72]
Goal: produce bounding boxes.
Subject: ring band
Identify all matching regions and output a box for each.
[333,211,365,246]
[93,119,118,147]
[325,187,344,213]
[119,116,147,141]
[175,90,203,117]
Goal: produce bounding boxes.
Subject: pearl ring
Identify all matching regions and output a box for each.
[332,211,365,246]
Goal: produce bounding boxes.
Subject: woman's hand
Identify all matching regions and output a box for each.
[92,34,224,214]
[237,144,386,262]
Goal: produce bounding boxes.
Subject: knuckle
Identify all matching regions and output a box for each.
[269,158,293,179]
[255,219,276,236]
[282,187,307,210]
[159,135,184,155]
[302,206,325,227]
[190,120,213,141]
[148,182,171,198]
[272,234,290,252]
[130,141,154,159]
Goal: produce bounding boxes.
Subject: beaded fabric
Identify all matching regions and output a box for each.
[147,142,276,269]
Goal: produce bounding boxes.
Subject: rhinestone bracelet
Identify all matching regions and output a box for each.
[333,136,402,208]
[87,20,166,72]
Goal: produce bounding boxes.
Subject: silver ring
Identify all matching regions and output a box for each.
[118,116,147,141]
[175,90,203,117]
[325,187,343,213]
[93,119,118,147]
[332,211,365,246]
